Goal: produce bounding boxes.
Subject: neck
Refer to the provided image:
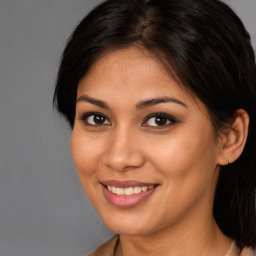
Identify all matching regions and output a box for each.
[115,216,232,256]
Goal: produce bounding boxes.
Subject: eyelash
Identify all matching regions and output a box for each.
[142,113,177,128]
[79,112,111,127]
[79,112,177,128]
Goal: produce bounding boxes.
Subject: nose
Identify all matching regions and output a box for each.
[103,127,145,172]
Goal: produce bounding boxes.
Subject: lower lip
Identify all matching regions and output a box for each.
[102,185,157,208]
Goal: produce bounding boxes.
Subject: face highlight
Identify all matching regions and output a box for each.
[71,47,222,236]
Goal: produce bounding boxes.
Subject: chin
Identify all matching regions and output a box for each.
[99,209,158,236]
[106,224,149,236]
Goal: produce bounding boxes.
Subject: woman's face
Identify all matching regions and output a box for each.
[72,47,222,236]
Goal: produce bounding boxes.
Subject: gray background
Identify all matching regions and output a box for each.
[0,1,255,256]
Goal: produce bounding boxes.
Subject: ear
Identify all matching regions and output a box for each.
[217,109,249,166]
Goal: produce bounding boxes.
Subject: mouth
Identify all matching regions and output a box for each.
[100,180,159,208]
[105,184,155,195]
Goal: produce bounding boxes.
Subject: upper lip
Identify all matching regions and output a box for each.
[100,180,158,188]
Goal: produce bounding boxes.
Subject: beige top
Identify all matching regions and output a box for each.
[87,235,255,256]
[88,236,119,256]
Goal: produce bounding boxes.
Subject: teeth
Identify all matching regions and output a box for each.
[125,187,133,196]
[134,187,142,194]
[142,186,147,192]
[116,188,124,195]
[107,185,154,196]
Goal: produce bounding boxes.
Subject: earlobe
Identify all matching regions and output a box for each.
[217,109,249,166]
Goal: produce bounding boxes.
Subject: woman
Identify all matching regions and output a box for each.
[53,0,256,255]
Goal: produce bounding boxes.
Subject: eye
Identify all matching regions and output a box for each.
[79,112,111,126]
[142,113,177,128]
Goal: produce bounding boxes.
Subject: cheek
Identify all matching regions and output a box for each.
[71,129,103,180]
[145,124,218,185]
[145,130,218,220]
[71,129,107,209]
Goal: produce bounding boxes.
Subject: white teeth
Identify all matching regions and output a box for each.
[107,185,154,196]
[142,186,147,192]
[116,188,125,195]
[124,187,134,196]
[134,187,142,194]
[112,186,116,194]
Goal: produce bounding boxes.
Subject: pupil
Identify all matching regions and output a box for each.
[155,116,167,125]
[94,115,105,124]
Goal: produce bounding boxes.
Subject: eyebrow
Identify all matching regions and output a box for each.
[136,97,187,110]
[76,95,110,109]
[76,95,187,110]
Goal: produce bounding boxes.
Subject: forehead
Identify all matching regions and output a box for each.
[77,47,204,113]
[79,48,178,93]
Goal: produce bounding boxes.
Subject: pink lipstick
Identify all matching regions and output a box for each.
[100,180,158,208]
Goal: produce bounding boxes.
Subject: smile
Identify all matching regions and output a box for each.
[107,185,154,196]
[100,180,159,208]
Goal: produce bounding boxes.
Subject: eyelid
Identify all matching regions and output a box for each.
[78,112,111,126]
[142,113,177,128]
[78,111,104,120]
[78,111,177,128]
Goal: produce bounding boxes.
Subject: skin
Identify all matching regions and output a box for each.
[71,47,249,256]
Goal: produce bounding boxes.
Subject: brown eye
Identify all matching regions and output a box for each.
[81,113,111,126]
[142,113,177,128]
[155,116,168,126]
[93,114,106,125]
[146,116,170,126]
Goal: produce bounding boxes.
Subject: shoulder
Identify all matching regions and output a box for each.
[87,235,119,256]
